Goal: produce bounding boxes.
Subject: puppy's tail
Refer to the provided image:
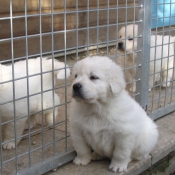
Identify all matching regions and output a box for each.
[42,58,70,79]
[55,61,71,80]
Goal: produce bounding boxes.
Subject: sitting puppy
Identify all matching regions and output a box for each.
[118,24,175,91]
[0,57,70,149]
[70,56,158,173]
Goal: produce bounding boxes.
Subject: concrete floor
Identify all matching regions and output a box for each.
[45,113,175,175]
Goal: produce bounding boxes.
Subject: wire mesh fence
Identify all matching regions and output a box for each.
[147,0,175,119]
[0,0,174,174]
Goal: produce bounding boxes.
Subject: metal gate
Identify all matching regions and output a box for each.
[0,0,174,174]
[142,0,175,120]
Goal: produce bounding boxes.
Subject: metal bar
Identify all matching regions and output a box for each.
[3,135,70,164]
[152,1,175,5]
[150,102,175,120]
[163,0,172,106]
[3,135,71,165]
[1,101,71,127]
[76,0,79,61]
[115,0,119,60]
[0,5,142,20]
[2,122,70,152]
[10,0,19,173]
[1,39,143,65]
[38,0,45,162]
[24,0,32,168]
[0,67,67,84]
[131,0,136,94]
[0,20,143,43]
[124,0,128,93]
[64,0,68,152]
[96,0,100,54]
[106,0,109,56]
[16,149,76,175]
[170,27,175,103]
[148,90,175,103]
[0,87,65,106]
[157,0,166,109]
[152,29,175,35]
[150,1,159,113]
[51,0,56,157]
[135,0,151,109]
[86,0,90,55]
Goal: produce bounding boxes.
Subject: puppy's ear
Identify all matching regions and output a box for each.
[109,65,126,95]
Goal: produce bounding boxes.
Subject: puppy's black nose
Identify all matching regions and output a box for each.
[118,42,123,48]
[73,83,82,91]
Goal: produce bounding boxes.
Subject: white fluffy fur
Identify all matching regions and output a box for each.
[70,56,158,173]
[118,24,175,91]
[0,57,70,149]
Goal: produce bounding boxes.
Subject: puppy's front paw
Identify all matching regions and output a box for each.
[73,156,91,166]
[129,81,136,93]
[109,162,128,173]
[3,142,15,149]
[129,85,137,93]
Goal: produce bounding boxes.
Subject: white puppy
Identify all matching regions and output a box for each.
[70,56,158,173]
[118,24,174,91]
[0,57,70,149]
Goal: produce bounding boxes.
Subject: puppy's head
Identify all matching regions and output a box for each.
[118,24,138,52]
[72,56,125,103]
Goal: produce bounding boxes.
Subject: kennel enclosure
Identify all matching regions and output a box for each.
[0,0,175,174]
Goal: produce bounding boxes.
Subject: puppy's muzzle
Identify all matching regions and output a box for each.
[73,83,82,91]
[73,83,84,99]
[118,42,124,51]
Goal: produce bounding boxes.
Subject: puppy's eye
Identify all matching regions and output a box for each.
[75,74,77,78]
[90,75,99,80]
[128,38,133,41]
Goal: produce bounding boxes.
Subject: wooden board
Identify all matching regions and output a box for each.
[0,0,138,61]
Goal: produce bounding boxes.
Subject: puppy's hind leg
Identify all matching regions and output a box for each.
[43,92,60,126]
[24,115,37,130]
[148,75,155,91]
[161,67,173,88]
[3,118,26,149]
[44,108,58,126]
[161,56,174,87]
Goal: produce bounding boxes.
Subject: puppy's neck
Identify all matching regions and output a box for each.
[80,91,127,116]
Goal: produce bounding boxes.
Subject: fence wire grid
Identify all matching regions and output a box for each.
[0,0,175,174]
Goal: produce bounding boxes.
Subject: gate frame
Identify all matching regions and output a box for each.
[136,0,175,120]
[135,0,152,110]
